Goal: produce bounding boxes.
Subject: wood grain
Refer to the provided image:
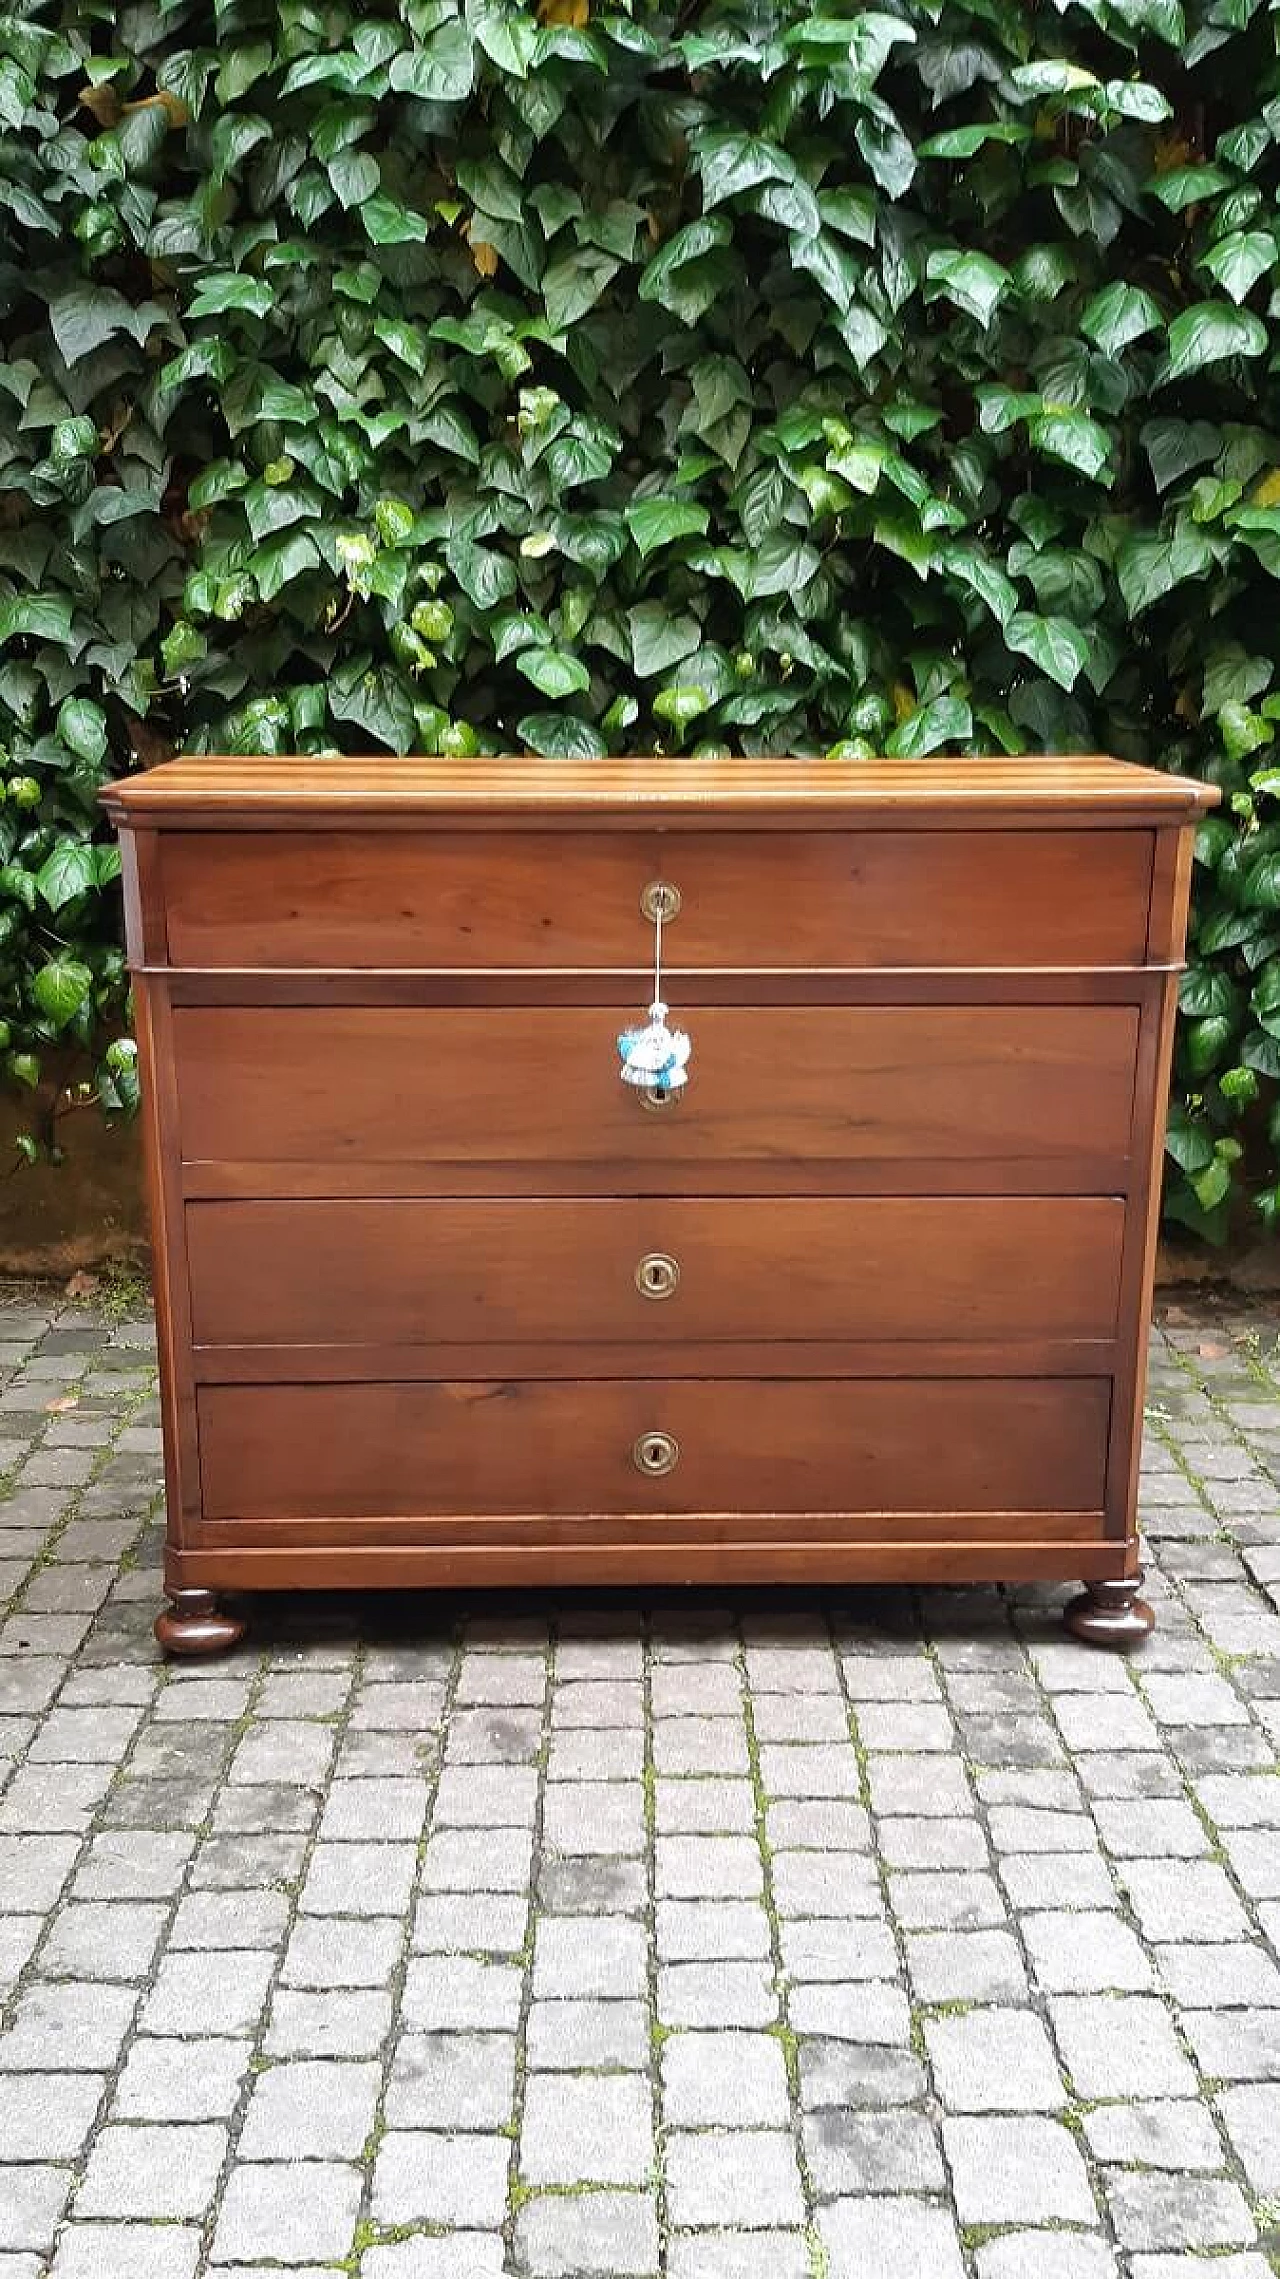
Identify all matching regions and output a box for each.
[104,752,1219,824]
[159,828,1154,970]
[197,1376,1111,1521]
[186,1195,1125,1348]
[173,1003,1139,1177]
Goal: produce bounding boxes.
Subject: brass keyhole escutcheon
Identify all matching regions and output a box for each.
[639,1084,681,1113]
[640,880,681,924]
[635,1252,680,1301]
[633,1430,679,1477]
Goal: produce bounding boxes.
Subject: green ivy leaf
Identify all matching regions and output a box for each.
[1158,302,1268,385]
[516,648,590,698]
[886,695,973,756]
[1079,280,1165,356]
[1005,612,1092,691]
[517,711,607,758]
[625,501,710,558]
[31,956,93,1030]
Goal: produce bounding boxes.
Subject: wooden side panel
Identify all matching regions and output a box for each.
[186,1196,1126,1349]
[132,973,200,1544]
[159,828,1154,970]
[197,1377,1111,1522]
[173,1004,1140,1180]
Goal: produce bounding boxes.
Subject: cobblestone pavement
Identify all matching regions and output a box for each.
[0,1286,1279,2278]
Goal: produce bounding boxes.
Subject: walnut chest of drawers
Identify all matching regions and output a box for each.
[102,754,1217,1655]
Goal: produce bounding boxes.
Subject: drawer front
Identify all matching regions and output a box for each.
[187,1196,1125,1348]
[159,828,1153,970]
[174,1004,1138,1182]
[197,1377,1110,1520]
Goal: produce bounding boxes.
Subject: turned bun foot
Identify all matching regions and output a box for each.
[155,1589,246,1658]
[1063,1572,1154,1650]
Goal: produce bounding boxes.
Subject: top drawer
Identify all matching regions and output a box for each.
[155,828,1154,971]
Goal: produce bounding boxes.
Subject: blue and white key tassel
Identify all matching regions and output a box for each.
[618,891,692,1094]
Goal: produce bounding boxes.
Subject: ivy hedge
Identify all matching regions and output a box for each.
[1,0,1280,1233]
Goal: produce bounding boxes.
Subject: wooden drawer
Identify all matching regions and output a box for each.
[186,1196,1125,1350]
[197,1377,1111,1521]
[174,1003,1139,1192]
[159,828,1154,970]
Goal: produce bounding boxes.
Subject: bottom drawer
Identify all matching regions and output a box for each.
[197,1378,1110,1522]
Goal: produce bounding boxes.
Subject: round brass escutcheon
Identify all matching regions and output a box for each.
[640,880,681,924]
[635,1251,680,1301]
[633,1429,679,1478]
[638,1083,681,1112]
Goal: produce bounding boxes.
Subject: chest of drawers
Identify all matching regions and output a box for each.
[103,754,1216,1655]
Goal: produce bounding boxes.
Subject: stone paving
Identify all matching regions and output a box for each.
[0,1284,1279,2278]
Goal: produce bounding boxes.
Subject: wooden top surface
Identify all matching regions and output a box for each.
[101,753,1219,825]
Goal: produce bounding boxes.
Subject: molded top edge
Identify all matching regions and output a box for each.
[101,752,1220,824]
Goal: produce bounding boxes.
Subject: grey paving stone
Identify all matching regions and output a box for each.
[905,1928,1028,2002]
[543,1781,646,1855]
[520,2072,653,2185]
[1083,2098,1226,2171]
[1125,2259,1273,2279]
[372,2131,511,2225]
[237,2059,381,2159]
[41,1900,166,1980]
[1184,2007,1280,2079]
[264,1989,395,2058]
[818,2195,966,2279]
[386,2033,517,2128]
[661,2031,790,2126]
[667,2233,809,2279]
[1049,1995,1198,2099]
[0,2072,105,2159]
[974,2238,1117,2279]
[926,2007,1066,2110]
[140,1948,273,2037]
[658,1961,778,2028]
[413,1891,528,1954]
[799,2040,926,2109]
[664,2129,804,2228]
[48,2227,202,2279]
[1156,1938,1280,2006]
[999,1850,1121,1911]
[779,1916,898,1981]
[281,1913,401,1988]
[361,2240,506,2279]
[877,1814,987,1869]
[944,2114,1096,2222]
[1216,2081,1280,2190]
[533,1913,647,1998]
[888,1868,1006,1929]
[167,1888,291,1949]
[655,1776,754,1833]
[0,2166,71,2251]
[402,1956,522,2031]
[1105,2170,1256,2251]
[211,2160,363,2261]
[765,1800,871,1851]
[111,2036,252,2120]
[526,1998,649,2070]
[788,1981,910,2044]
[805,2105,945,2194]
[1022,1909,1155,1991]
[72,1830,194,1899]
[74,2123,227,2218]
[656,1899,771,1961]
[656,1834,762,1899]
[771,1850,881,1917]
[1120,1858,1251,1942]
[301,1840,418,1917]
[0,1980,137,2070]
[514,2189,659,2276]
[422,1827,535,1891]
